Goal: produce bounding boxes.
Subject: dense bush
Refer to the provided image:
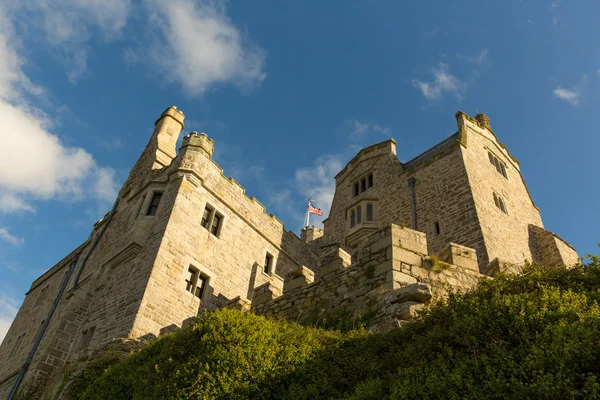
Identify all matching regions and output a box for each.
[69,260,600,399]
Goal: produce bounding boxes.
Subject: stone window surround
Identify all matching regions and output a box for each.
[9,332,26,358]
[137,186,166,218]
[261,249,278,277]
[78,325,96,351]
[201,202,226,238]
[352,172,374,198]
[184,264,211,302]
[493,191,508,215]
[346,198,377,231]
[486,148,508,179]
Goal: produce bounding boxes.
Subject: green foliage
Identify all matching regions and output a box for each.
[71,261,600,399]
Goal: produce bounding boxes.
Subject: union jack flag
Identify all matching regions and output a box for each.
[307,204,323,216]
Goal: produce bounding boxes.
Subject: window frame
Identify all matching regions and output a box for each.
[487,151,508,179]
[200,203,224,237]
[264,252,274,275]
[493,192,508,214]
[146,191,163,216]
[185,265,210,301]
[352,173,375,198]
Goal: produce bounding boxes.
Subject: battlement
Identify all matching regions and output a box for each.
[181,131,215,158]
[250,224,484,330]
[300,226,324,243]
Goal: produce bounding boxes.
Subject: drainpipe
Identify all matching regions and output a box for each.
[8,254,79,400]
[408,177,417,230]
[8,197,119,399]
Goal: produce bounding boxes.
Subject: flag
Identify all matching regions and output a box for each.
[307,204,323,216]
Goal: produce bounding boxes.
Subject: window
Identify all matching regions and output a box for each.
[201,206,212,229]
[195,275,208,299]
[493,192,508,214]
[350,209,356,228]
[434,221,441,235]
[185,267,197,293]
[146,192,163,216]
[488,151,508,179]
[34,285,48,307]
[10,333,26,358]
[200,204,223,237]
[185,266,209,300]
[79,327,95,351]
[264,253,273,275]
[356,206,362,224]
[210,214,222,236]
[352,173,374,197]
[366,203,373,221]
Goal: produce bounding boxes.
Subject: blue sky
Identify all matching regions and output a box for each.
[0,0,598,342]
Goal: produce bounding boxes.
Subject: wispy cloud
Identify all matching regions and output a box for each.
[8,0,132,83]
[0,9,119,215]
[346,120,392,140]
[551,1,561,27]
[553,74,587,106]
[457,48,489,65]
[412,63,464,102]
[0,227,24,247]
[141,0,266,96]
[0,290,20,345]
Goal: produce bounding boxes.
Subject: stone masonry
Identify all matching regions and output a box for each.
[0,107,579,399]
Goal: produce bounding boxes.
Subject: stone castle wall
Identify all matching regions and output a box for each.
[250,224,483,330]
[323,135,486,270]
[457,113,544,267]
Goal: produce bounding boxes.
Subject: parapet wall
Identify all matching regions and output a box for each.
[248,224,483,330]
[529,225,580,268]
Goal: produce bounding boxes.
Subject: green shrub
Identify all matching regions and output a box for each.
[71,260,600,399]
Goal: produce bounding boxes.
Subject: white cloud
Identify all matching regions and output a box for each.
[551,1,560,27]
[9,0,132,83]
[0,227,24,247]
[553,88,578,105]
[144,0,266,96]
[457,48,489,65]
[0,193,34,213]
[412,63,464,102]
[553,74,587,106]
[0,10,119,214]
[0,292,19,345]
[346,120,391,140]
[295,154,345,224]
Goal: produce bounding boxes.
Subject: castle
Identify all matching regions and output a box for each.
[0,107,579,398]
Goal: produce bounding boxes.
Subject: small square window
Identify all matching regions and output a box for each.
[10,333,26,358]
[354,183,359,197]
[210,213,222,236]
[195,275,207,299]
[264,253,273,275]
[368,174,373,188]
[146,192,163,216]
[361,179,366,192]
[185,267,197,293]
[185,266,210,300]
[201,206,212,229]
[493,193,508,214]
[434,221,440,235]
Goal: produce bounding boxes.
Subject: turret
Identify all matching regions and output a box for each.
[152,106,185,169]
[180,131,215,158]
